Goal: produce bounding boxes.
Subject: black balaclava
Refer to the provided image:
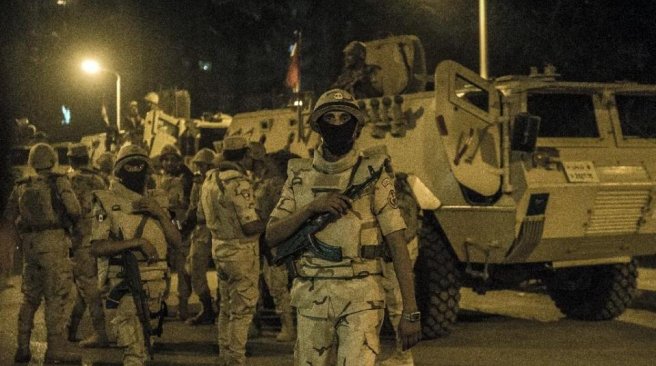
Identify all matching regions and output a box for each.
[116,167,148,193]
[318,115,358,156]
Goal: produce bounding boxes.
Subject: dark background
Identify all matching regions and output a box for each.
[1,0,655,142]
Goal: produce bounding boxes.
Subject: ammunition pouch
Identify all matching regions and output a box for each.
[359,244,391,262]
[293,258,384,279]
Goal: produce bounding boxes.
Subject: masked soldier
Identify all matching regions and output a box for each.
[247,142,296,342]
[66,143,110,348]
[266,89,421,365]
[90,144,182,365]
[331,41,384,99]
[379,173,420,366]
[183,148,218,325]
[154,144,193,320]
[5,143,82,363]
[199,136,265,365]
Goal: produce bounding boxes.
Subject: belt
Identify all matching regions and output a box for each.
[294,259,384,279]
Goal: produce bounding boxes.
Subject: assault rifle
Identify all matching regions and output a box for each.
[272,165,383,266]
[106,229,164,360]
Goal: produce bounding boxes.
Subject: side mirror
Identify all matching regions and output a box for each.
[511,113,541,153]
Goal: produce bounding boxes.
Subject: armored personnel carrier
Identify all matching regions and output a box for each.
[226,35,656,338]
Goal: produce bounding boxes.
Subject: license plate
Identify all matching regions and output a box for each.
[562,161,599,183]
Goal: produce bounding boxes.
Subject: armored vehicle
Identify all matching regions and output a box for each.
[226,35,656,338]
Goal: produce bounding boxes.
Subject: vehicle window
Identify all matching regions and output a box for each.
[527,93,598,138]
[616,94,656,138]
[455,75,489,112]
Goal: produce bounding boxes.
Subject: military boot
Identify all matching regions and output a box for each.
[14,331,31,363]
[44,336,81,363]
[275,312,296,342]
[177,296,190,321]
[185,293,216,326]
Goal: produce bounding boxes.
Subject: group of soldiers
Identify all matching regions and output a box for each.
[3,87,421,366]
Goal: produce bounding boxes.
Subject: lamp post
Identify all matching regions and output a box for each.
[81,59,122,131]
[479,0,488,79]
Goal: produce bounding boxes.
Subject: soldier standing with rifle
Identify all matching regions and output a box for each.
[90,144,182,365]
[66,143,110,348]
[266,89,421,365]
[5,143,82,363]
[199,136,265,365]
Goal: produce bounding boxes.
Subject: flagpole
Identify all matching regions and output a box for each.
[296,30,303,143]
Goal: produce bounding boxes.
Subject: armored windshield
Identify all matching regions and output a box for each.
[527,92,599,138]
[615,94,656,139]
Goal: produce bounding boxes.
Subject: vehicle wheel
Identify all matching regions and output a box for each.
[415,212,461,338]
[546,260,638,320]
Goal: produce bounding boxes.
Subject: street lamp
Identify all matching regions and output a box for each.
[81,59,122,131]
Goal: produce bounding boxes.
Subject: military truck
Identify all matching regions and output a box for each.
[226,35,656,338]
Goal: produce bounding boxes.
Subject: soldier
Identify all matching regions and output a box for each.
[90,144,182,365]
[247,142,296,342]
[95,151,116,186]
[183,148,218,325]
[66,143,110,348]
[266,89,421,365]
[379,173,420,366]
[331,41,384,99]
[4,143,82,363]
[124,100,145,145]
[154,144,193,320]
[199,136,265,365]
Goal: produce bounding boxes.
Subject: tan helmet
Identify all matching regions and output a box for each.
[67,142,89,158]
[343,41,367,59]
[309,89,365,132]
[159,144,181,160]
[223,136,248,151]
[114,144,151,174]
[28,143,58,170]
[95,151,115,174]
[144,92,159,105]
[192,148,216,165]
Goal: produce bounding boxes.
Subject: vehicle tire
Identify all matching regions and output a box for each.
[415,212,461,338]
[546,260,638,320]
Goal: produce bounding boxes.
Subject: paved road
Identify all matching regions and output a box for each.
[1,270,656,365]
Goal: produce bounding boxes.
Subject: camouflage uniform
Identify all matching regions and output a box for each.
[92,179,170,365]
[331,41,383,99]
[154,144,192,319]
[380,176,419,366]
[5,143,81,363]
[200,143,260,365]
[250,146,295,341]
[269,145,406,366]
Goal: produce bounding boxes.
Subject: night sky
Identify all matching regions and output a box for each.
[1,0,655,142]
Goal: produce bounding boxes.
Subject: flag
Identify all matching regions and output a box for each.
[285,31,301,92]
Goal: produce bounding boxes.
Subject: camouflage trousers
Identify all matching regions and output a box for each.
[187,225,213,298]
[212,239,260,365]
[18,229,73,339]
[261,259,291,315]
[109,279,166,366]
[381,236,419,359]
[167,239,191,302]
[294,307,384,366]
[70,245,106,333]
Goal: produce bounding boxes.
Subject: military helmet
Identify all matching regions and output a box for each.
[95,151,115,173]
[28,143,58,170]
[309,89,365,132]
[114,144,151,174]
[192,148,216,165]
[144,92,159,105]
[67,142,89,158]
[159,144,181,160]
[343,41,367,59]
[223,136,249,151]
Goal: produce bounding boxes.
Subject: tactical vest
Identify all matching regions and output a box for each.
[93,189,169,283]
[288,147,388,278]
[17,174,65,231]
[69,168,106,239]
[201,166,254,241]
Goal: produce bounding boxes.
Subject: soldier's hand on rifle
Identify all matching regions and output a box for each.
[133,198,167,220]
[139,239,160,264]
[308,193,352,217]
